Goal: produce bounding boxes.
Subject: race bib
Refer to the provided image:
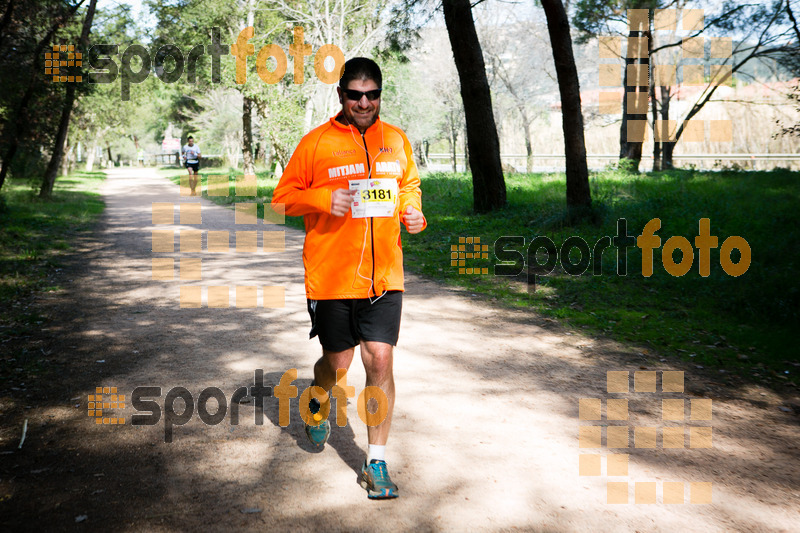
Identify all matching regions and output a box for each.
[349,178,398,218]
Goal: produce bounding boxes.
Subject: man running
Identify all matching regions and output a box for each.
[181,136,201,195]
[272,57,426,500]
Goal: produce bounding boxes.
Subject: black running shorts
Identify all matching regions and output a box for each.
[307,291,403,352]
[185,162,199,172]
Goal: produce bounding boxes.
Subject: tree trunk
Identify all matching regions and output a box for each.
[652,129,662,171]
[270,140,287,171]
[412,141,424,168]
[259,138,269,165]
[40,0,97,197]
[40,86,77,194]
[266,150,275,175]
[240,0,255,176]
[662,134,675,169]
[61,137,72,177]
[450,124,457,173]
[520,107,533,173]
[650,34,661,172]
[463,122,469,173]
[0,142,18,190]
[619,66,630,160]
[441,0,506,212]
[85,134,97,172]
[619,27,648,170]
[541,0,592,212]
[242,96,255,175]
[660,86,674,169]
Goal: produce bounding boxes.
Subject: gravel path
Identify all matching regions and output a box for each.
[1,167,798,532]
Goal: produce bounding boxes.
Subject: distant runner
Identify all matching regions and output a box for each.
[182,136,201,195]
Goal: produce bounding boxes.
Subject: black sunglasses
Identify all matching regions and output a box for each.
[342,88,382,101]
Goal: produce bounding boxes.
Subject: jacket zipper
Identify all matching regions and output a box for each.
[361,131,376,298]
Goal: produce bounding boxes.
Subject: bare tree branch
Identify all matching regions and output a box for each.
[786,0,800,43]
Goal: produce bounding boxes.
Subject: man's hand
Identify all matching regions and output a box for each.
[402,206,424,234]
[330,188,356,217]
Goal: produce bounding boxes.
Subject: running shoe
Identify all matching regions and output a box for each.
[304,418,330,447]
[360,459,399,499]
[305,395,330,447]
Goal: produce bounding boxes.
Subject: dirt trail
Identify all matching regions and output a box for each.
[1,167,798,532]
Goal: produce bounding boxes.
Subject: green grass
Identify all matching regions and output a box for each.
[0,170,106,333]
[158,165,799,384]
[404,168,799,384]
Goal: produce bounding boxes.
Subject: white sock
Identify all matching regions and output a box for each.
[367,444,386,463]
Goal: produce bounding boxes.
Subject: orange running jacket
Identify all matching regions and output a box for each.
[271,114,427,300]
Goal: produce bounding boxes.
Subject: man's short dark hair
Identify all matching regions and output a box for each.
[339,57,382,89]
[187,136,194,140]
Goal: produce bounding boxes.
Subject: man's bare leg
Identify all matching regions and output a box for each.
[358,340,398,498]
[310,342,394,442]
[188,169,198,196]
[360,340,394,446]
[313,347,355,407]
[304,347,354,447]
[314,348,356,390]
